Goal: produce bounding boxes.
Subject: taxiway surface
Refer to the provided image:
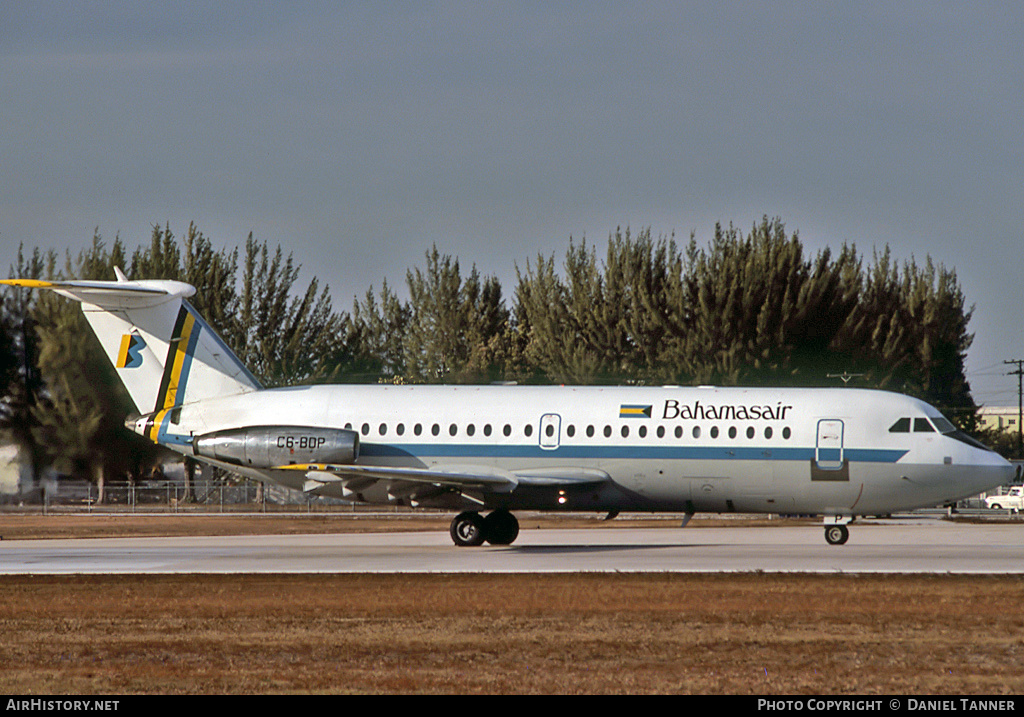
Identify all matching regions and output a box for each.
[1,518,1022,573]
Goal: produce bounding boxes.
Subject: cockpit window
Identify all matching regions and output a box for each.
[913,418,936,433]
[888,417,911,433]
[930,416,956,434]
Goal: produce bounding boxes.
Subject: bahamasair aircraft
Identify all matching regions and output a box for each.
[2,272,1014,546]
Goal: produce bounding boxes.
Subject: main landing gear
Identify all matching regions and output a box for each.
[449,510,520,547]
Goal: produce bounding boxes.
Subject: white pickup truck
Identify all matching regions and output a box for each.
[984,486,1024,511]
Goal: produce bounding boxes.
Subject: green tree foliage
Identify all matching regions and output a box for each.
[1,244,48,480]
[347,247,514,384]
[234,235,344,387]
[677,218,862,386]
[402,247,510,383]
[838,248,975,425]
[516,232,661,384]
[0,299,16,407]
[514,217,975,423]
[345,280,411,382]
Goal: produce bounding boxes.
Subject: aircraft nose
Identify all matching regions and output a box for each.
[972,457,1017,495]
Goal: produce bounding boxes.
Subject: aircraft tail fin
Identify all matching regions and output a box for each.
[1,272,262,420]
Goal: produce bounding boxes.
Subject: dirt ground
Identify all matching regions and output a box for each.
[0,514,1022,695]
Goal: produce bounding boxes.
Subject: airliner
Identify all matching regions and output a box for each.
[3,272,1013,546]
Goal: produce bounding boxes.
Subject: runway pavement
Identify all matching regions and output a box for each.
[1,516,1022,573]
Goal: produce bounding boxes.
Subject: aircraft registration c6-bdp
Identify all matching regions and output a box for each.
[3,272,1014,546]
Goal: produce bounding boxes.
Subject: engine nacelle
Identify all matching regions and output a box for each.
[193,426,359,468]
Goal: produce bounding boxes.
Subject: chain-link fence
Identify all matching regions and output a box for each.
[0,478,416,514]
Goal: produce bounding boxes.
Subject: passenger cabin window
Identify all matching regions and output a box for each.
[888,418,911,433]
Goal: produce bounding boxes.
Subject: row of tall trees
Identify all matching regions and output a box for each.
[515,220,973,410]
[0,217,983,485]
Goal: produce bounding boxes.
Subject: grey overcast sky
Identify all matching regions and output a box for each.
[2,2,1021,406]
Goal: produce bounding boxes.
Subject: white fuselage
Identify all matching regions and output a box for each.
[150,384,1013,517]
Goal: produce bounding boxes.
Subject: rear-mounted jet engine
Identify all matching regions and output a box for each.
[193,426,359,468]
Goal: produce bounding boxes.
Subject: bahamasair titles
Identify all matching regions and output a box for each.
[3,272,1013,546]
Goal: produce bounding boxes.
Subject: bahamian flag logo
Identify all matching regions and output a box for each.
[116,332,146,369]
[619,404,652,418]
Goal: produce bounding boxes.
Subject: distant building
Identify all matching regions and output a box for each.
[978,406,1023,433]
[0,439,32,495]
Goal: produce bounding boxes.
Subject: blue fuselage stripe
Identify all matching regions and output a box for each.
[357,443,907,463]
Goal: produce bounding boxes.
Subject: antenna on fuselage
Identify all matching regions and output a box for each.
[827,372,865,385]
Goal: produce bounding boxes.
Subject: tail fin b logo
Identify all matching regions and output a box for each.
[116,332,146,369]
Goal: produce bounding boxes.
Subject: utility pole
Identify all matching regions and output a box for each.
[1005,359,1024,459]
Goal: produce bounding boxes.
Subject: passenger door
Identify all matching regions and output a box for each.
[815,419,845,471]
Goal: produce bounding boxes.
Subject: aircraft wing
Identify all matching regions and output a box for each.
[284,463,610,496]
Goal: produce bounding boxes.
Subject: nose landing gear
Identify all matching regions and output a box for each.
[824,524,849,545]
[823,516,852,545]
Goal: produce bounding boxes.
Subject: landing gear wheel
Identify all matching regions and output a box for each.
[450,511,486,547]
[824,524,849,546]
[483,510,520,545]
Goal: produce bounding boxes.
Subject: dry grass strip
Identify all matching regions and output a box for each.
[1,573,1022,694]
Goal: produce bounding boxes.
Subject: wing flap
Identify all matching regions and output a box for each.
[288,463,611,494]
[288,463,518,492]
